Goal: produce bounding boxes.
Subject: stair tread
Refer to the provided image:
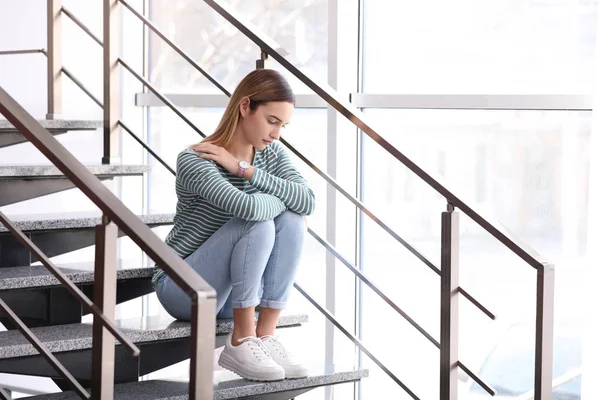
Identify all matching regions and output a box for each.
[0,260,153,290]
[0,164,150,178]
[0,212,174,232]
[28,366,368,399]
[0,314,308,359]
[0,120,102,132]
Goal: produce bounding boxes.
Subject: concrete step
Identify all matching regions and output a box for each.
[27,366,368,399]
[0,164,150,206]
[0,120,102,148]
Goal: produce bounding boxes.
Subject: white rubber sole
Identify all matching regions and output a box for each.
[218,351,285,382]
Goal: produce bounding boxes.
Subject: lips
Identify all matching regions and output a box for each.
[263,140,272,145]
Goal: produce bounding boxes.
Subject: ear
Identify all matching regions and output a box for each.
[239,97,251,117]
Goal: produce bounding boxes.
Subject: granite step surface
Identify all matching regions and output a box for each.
[0,260,153,291]
[0,120,103,148]
[0,120,102,133]
[0,314,309,359]
[0,211,174,233]
[0,164,150,179]
[28,366,368,399]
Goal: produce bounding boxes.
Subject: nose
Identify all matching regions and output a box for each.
[270,127,281,140]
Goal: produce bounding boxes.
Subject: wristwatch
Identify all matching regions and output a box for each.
[237,160,251,177]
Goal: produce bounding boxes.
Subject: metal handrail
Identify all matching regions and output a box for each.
[0,297,90,398]
[0,211,140,356]
[0,49,46,56]
[119,0,229,96]
[0,86,216,397]
[0,385,10,400]
[61,67,103,108]
[203,0,548,271]
[61,6,103,46]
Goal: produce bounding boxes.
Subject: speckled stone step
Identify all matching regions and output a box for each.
[0,164,150,179]
[0,120,102,148]
[28,366,368,399]
[0,120,102,133]
[0,212,174,233]
[0,260,153,291]
[0,314,309,359]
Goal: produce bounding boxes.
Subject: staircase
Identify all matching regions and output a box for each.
[0,117,367,397]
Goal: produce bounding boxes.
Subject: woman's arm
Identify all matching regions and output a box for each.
[248,142,315,216]
[177,150,286,221]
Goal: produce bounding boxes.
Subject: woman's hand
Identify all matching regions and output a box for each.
[193,143,239,175]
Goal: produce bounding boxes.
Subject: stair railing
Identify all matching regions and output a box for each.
[36,1,553,399]
[0,85,216,399]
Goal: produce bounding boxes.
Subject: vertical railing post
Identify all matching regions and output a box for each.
[534,263,555,400]
[47,0,62,119]
[256,50,271,69]
[91,215,118,399]
[103,0,120,164]
[189,294,216,400]
[440,203,459,400]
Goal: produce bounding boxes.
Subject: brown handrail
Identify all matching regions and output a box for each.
[0,87,215,299]
[203,0,547,271]
[0,211,140,356]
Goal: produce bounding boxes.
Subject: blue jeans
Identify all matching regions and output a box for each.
[155,211,305,320]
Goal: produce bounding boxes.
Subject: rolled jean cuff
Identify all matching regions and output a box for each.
[260,299,287,309]
[231,297,260,309]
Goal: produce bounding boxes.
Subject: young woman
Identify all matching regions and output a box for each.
[153,69,315,382]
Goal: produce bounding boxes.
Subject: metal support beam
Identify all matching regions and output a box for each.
[534,263,555,400]
[189,296,216,400]
[103,0,120,164]
[440,205,459,400]
[47,0,62,119]
[91,216,118,399]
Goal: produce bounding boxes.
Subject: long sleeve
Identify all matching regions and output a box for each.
[250,142,315,216]
[177,150,286,221]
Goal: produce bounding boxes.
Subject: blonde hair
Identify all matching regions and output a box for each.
[202,69,295,148]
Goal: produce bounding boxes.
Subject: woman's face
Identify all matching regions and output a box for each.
[239,100,294,150]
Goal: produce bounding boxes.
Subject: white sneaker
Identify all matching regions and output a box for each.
[261,335,309,379]
[218,333,285,381]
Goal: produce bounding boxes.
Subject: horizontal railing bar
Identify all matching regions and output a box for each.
[0,87,215,300]
[307,228,438,344]
[457,361,496,396]
[293,283,420,400]
[0,211,140,357]
[61,67,103,108]
[0,297,90,399]
[118,121,176,175]
[350,94,593,111]
[119,0,230,96]
[307,228,496,396]
[118,58,207,138]
[61,6,103,47]
[134,93,328,108]
[0,49,46,56]
[203,0,548,271]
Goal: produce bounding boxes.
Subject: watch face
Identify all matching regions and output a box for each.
[239,161,251,169]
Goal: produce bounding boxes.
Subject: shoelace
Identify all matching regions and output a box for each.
[260,335,290,359]
[237,336,272,362]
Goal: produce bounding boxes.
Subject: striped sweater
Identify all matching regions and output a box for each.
[153,141,315,284]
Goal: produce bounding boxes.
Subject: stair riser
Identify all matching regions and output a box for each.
[0,223,170,267]
[0,176,121,207]
[0,278,153,327]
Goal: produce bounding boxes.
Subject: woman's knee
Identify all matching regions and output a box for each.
[275,211,305,235]
[246,218,276,246]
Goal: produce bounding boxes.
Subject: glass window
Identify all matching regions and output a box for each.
[359,109,590,398]
[362,0,598,94]
[148,0,327,94]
